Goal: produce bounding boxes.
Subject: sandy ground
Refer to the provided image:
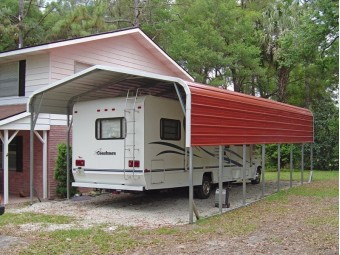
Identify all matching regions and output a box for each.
[8,180,298,230]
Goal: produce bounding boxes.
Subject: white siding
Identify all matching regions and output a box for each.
[25,54,50,95]
[0,113,50,130]
[0,53,50,106]
[74,61,93,73]
[50,35,175,82]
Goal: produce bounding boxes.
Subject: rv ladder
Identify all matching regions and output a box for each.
[123,89,139,180]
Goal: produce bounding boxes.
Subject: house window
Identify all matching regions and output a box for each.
[95,118,126,140]
[0,60,26,98]
[160,118,181,140]
[0,136,23,172]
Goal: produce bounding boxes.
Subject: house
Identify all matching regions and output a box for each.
[0,27,193,204]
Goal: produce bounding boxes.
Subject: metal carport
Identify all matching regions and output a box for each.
[28,65,314,223]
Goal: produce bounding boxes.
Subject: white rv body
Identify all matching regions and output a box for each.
[72,95,260,196]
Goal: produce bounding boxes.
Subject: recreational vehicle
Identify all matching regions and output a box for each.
[72,94,261,198]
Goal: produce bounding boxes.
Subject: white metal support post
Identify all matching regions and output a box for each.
[277,144,281,192]
[301,144,304,185]
[189,147,193,224]
[66,113,71,200]
[242,144,246,205]
[290,145,293,188]
[2,131,8,204]
[218,145,223,214]
[30,111,34,204]
[30,93,44,205]
[261,144,266,197]
[308,144,313,183]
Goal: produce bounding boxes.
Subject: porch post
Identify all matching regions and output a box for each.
[189,146,193,224]
[43,130,48,198]
[242,144,246,205]
[3,130,9,204]
[41,131,48,199]
[218,145,223,214]
[33,131,48,199]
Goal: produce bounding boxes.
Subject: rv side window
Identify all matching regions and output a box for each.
[160,118,181,140]
[96,118,126,140]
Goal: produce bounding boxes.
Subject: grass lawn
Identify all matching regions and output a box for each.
[0,170,338,255]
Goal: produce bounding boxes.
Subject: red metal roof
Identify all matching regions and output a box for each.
[188,82,314,146]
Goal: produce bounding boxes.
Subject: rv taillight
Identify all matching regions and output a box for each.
[76,160,85,167]
[128,160,140,168]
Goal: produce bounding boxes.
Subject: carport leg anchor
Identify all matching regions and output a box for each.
[192,201,200,220]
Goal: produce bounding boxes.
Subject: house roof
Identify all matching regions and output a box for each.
[0,104,26,120]
[0,27,193,82]
[28,65,314,146]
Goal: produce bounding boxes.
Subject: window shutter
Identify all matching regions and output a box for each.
[18,60,26,97]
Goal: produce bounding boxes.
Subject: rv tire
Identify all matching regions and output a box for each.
[195,175,212,199]
[251,167,261,185]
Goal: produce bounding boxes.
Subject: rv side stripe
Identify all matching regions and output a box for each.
[82,169,144,173]
[80,164,239,173]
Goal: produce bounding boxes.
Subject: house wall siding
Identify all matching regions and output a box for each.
[50,35,174,82]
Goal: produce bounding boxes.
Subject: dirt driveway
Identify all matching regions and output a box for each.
[9,181,295,229]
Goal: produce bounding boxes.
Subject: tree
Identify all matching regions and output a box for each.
[311,95,339,170]
[0,0,47,50]
[162,0,262,91]
[45,0,118,41]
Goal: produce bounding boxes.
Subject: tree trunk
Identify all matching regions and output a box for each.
[133,0,140,27]
[18,0,24,48]
[231,68,241,92]
[277,66,290,102]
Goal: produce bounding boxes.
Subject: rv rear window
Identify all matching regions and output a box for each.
[96,118,126,140]
[160,118,181,140]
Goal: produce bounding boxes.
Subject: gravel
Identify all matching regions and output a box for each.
[8,180,298,231]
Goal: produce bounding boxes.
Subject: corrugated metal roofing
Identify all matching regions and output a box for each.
[29,66,313,146]
[188,82,314,145]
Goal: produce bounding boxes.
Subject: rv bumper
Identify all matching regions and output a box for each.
[72,182,145,191]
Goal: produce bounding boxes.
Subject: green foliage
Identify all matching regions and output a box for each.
[54,143,77,198]
[0,0,46,50]
[162,0,263,90]
[265,144,301,168]
[312,96,339,170]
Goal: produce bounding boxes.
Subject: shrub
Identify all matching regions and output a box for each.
[54,143,77,198]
